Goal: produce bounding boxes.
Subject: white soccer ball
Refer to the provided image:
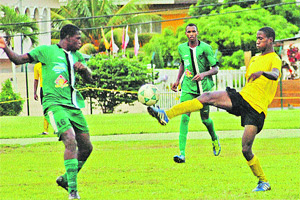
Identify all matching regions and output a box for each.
[138,84,160,106]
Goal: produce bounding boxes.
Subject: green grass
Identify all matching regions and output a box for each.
[0,137,299,200]
[0,109,299,139]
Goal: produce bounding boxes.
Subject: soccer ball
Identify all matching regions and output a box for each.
[138,84,159,106]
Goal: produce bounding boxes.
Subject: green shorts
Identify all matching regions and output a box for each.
[44,105,89,139]
[180,92,210,115]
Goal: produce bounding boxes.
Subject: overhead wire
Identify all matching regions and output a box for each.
[1,1,297,39]
[0,0,259,27]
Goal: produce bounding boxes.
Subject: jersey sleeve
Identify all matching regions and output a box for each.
[204,44,218,67]
[28,45,49,64]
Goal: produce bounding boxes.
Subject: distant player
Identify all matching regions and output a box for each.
[148,27,281,192]
[171,23,220,163]
[0,24,93,199]
[33,62,50,135]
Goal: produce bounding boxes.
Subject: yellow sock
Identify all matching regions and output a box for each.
[44,117,49,133]
[166,98,203,119]
[247,155,267,182]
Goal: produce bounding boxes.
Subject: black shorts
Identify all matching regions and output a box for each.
[40,87,44,105]
[226,87,265,133]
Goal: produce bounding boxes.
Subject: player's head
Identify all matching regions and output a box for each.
[60,24,82,51]
[185,23,198,42]
[256,27,275,52]
[60,24,81,40]
[259,27,275,42]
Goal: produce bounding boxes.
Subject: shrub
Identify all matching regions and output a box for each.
[77,54,150,113]
[0,79,24,116]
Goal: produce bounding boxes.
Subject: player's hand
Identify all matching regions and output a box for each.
[34,94,38,101]
[171,82,179,92]
[0,37,7,49]
[192,73,205,81]
[73,62,86,72]
[248,71,263,82]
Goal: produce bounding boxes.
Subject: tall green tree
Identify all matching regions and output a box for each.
[0,5,39,47]
[51,0,160,51]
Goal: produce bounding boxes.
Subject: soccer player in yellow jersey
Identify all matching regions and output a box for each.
[33,62,50,135]
[148,27,281,192]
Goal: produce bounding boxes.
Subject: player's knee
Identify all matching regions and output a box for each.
[242,147,252,160]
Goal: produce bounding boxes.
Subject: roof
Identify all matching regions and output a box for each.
[275,36,300,43]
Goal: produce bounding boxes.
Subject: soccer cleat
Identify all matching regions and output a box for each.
[41,132,48,135]
[173,155,185,163]
[212,136,221,156]
[252,181,271,192]
[147,106,169,125]
[69,190,80,199]
[56,176,68,191]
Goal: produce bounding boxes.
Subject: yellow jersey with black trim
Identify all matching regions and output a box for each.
[240,52,282,117]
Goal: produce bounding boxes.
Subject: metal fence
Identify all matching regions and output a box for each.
[155,69,246,109]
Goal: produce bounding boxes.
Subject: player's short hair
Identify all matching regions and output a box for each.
[60,24,80,40]
[259,27,275,41]
[186,23,198,32]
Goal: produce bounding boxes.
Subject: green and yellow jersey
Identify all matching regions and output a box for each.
[28,44,86,110]
[178,41,218,94]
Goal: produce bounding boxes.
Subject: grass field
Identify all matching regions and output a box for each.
[0,109,299,139]
[0,138,299,200]
[0,109,299,199]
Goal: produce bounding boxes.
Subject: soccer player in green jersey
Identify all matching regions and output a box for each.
[148,27,281,192]
[171,23,220,163]
[0,24,93,199]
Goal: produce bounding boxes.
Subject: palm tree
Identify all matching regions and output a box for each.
[51,0,161,51]
[0,5,39,47]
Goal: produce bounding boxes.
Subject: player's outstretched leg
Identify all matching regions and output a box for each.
[147,99,204,125]
[147,106,169,125]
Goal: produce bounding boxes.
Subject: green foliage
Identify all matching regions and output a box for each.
[189,0,220,16]
[143,28,180,68]
[0,79,24,116]
[222,49,245,69]
[78,54,149,113]
[0,5,39,46]
[79,43,97,55]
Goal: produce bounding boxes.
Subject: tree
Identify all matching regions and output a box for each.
[51,0,160,52]
[0,5,39,46]
[182,4,299,57]
[0,79,24,116]
[77,55,149,113]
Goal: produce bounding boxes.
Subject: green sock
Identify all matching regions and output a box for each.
[62,160,86,181]
[64,159,78,193]
[202,118,217,141]
[179,114,190,156]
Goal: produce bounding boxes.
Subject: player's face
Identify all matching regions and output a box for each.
[256,31,272,52]
[185,26,198,42]
[67,31,82,51]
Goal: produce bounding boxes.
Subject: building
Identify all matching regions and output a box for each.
[112,0,198,33]
[0,0,68,73]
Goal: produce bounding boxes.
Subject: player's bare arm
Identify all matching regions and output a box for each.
[192,66,219,81]
[0,36,31,65]
[74,62,93,83]
[248,68,280,82]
